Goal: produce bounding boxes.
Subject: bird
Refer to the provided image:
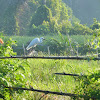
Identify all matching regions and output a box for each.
[26,37,45,50]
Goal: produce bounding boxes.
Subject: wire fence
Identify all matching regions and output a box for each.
[0,56,100,60]
[4,85,96,99]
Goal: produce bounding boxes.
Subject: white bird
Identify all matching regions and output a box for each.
[26,37,45,50]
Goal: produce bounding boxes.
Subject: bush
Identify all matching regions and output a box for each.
[49,18,59,34]
[58,20,72,35]
[73,71,100,100]
[36,32,71,55]
[69,22,93,35]
[30,21,51,35]
[0,33,30,99]
[90,18,100,30]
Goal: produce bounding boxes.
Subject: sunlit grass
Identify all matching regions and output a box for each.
[22,59,100,99]
[7,54,99,100]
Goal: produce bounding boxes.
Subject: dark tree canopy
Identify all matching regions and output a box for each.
[30,5,52,27]
[0,0,27,35]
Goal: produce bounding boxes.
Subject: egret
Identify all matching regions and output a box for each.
[26,37,45,50]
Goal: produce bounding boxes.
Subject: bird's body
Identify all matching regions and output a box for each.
[26,37,44,50]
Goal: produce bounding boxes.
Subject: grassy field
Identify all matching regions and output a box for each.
[4,35,92,47]
[3,35,92,56]
[12,59,100,100]
[28,59,99,91]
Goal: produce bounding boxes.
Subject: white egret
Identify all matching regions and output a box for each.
[26,37,45,50]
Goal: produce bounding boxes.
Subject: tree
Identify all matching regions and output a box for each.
[90,18,100,30]
[0,0,27,35]
[30,5,52,27]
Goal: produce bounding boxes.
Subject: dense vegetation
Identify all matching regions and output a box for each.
[0,35,31,99]
[0,35,100,99]
[0,31,100,99]
[1,0,99,36]
[0,0,100,99]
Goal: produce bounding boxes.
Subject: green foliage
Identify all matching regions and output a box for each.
[2,1,24,35]
[30,5,52,27]
[88,22,100,54]
[29,0,73,36]
[90,30,100,51]
[3,10,17,35]
[0,0,75,36]
[0,0,28,35]
[59,2,69,21]
[1,0,96,36]
[0,33,100,99]
[90,18,100,30]
[28,0,38,11]
[46,0,62,17]
[73,71,100,100]
[46,0,72,35]
[49,18,58,34]
[6,34,93,56]
[30,21,50,35]
[27,58,100,100]
[30,17,61,35]
[58,20,72,34]
[38,32,70,54]
[0,38,16,57]
[69,22,93,35]
[0,33,30,99]
[29,0,95,36]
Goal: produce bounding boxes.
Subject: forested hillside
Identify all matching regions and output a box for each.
[0,0,100,35]
[0,0,78,36]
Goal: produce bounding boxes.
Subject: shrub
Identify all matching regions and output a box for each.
[73,71,100,100]
[58,20,72,35]
[0,33,30,99]
[49,17,59,34]
[36,32,70,55]
[69,22,93,35]
[30,21,51,35]
[90,18,100,30]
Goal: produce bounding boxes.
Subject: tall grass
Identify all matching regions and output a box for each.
[4,35,92,47]
[12,59,100,100]
[20,59,99,99]
[3,34,92,55]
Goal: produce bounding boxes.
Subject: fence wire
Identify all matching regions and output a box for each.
[4,86,96,99]
[0,56,100,60]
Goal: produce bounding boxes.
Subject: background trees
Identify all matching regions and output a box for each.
[0,0,73,35]
[0,0,100,36]
[0,0,27,35]
[30,5,52,27]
